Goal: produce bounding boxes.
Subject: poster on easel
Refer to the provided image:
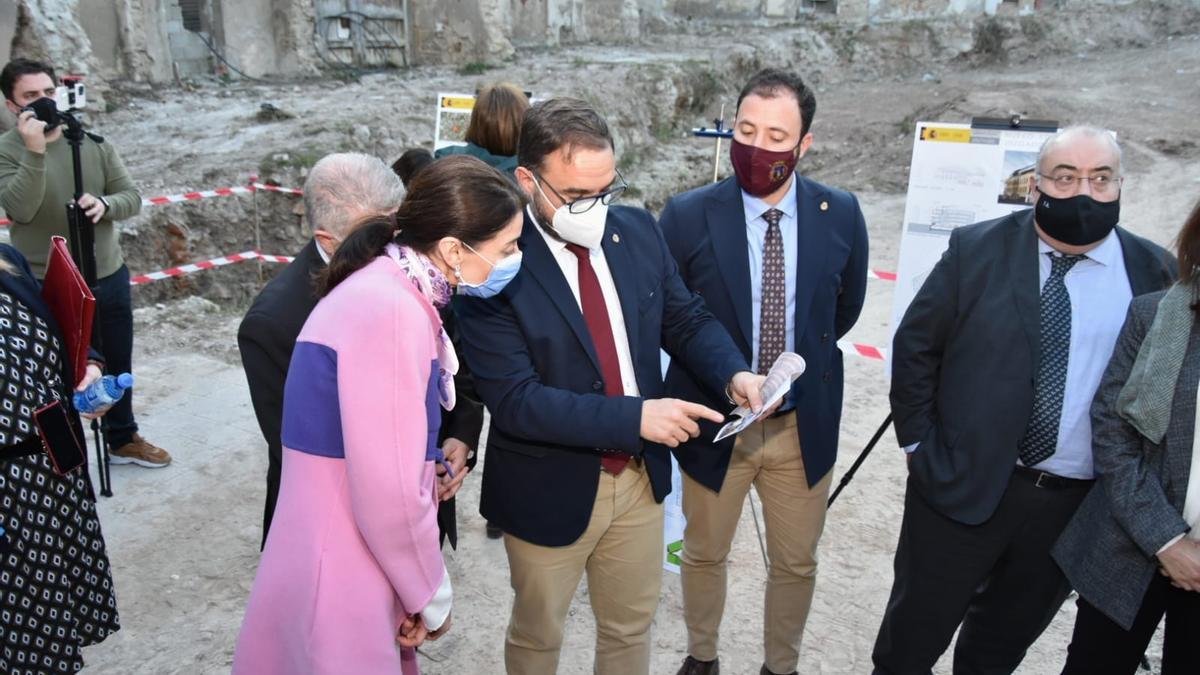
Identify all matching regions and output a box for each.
[432,90,542,152]
[888,121,1059,354]
[433,92,476,152]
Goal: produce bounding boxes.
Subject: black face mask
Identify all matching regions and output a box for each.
[20,96,62,133]
[1034,193,1120,246]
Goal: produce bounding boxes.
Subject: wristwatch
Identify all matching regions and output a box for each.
[97,196,110,213]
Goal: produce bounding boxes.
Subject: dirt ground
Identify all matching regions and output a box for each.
[19,10,1197,675]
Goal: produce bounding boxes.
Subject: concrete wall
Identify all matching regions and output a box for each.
[79,0,121,74]
[0,0,17,69]
[409,0,514,65]
[211,0,277,76]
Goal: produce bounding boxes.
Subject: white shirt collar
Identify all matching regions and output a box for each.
[1036,227,1121,267]
[529,205,570,254]
[741,173,798,224]
[315,238,332,265]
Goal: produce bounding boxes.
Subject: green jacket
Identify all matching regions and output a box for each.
[434,142,519,175]
[0,128,140,278]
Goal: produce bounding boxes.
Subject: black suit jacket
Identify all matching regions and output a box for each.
[238,239,484,547]
[891,210,1176,525]
[660,174,869,491]
[456,208,749,547]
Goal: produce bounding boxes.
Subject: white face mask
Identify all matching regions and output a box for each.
[534,179,608,250]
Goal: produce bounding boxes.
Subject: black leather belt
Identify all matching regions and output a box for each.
[0,436,44,461]
[1013,465,1094,490]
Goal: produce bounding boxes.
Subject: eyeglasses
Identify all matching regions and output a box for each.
[1038,173,1122,195]
[533,169,628,214]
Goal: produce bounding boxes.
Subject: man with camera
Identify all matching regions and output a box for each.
[0,58,169,468]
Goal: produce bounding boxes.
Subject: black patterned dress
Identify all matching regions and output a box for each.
[0,290,120,674]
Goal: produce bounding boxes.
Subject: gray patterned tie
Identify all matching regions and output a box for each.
[1018,253,1084,467]
[758,208,786,375]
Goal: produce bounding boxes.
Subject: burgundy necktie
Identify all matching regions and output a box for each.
[567,243,631,475]
[759,208,786,375]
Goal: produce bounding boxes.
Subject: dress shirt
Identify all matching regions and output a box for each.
[904,228,1132,475]
[531,207,640,397]
[742,177,798,374]
[1021,230,1131,479]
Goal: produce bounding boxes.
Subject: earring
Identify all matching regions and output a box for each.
[454,265,465,283]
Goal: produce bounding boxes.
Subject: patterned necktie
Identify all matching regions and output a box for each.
[1018,253,1085,468]
[758,208,786,375]
[567,243,631,475]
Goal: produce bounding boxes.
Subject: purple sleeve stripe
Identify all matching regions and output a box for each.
[281,341,345,459]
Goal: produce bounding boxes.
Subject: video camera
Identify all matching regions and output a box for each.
[20,75,87,133]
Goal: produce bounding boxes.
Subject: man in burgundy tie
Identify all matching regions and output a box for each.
[456,97,769,675]
[660,69,870,675]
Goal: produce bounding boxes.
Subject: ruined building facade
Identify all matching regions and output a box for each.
[1,0,1118,88]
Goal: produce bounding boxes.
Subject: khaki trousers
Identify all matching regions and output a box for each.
[503,460,664,675]
[680,414,832,674]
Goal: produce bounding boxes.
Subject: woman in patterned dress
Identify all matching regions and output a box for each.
[0,244,120,674]
[233,156,526,674]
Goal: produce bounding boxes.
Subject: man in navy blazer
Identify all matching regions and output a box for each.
[660,69,869,675]
[455,98,767,675]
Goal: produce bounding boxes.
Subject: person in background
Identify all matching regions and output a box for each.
[434,82,528,176]
[875,126,1176,674]
[0,243,120,673]
[1053,197,1200,675]
[435,81,529,541]
[661,67,869,675]
[393,148,434,189]
[0,57,169,468]
[233,156,527,673]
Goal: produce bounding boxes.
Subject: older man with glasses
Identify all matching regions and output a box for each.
[873,126,1178,674]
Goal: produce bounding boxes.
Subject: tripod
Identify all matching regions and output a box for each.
[60,111,114,497]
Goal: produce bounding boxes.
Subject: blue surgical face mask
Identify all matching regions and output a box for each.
[455,242,522,298]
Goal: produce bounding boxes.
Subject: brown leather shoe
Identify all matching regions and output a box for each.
[677,656,719,675]
[110,433,172,468]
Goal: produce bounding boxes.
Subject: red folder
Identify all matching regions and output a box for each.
[41,236,95,384]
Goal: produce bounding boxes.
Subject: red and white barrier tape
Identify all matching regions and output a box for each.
[838,340,886,361]
[129,250,294,286]
[0,178,305,227]
[126,246,893,359]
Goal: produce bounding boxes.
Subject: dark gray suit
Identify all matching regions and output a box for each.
[1052,292,1199,674]
[892,210,1176,525]
[874,209,1176,675]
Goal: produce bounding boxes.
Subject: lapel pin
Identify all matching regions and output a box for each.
[612,233,620,243]
[820,201,829,211]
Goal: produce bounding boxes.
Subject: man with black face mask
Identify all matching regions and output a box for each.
[659,68,869,675]
[874,126,1177,674]
[0,58,170,469]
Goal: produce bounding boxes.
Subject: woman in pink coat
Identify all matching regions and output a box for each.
[233,156,527,674]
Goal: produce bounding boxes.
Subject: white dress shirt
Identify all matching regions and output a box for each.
[1187,388,1200,541]
[1156,378,1200,555]
[903,229,1132,479]
[1021,230,1131,480]
[531,207,640,397]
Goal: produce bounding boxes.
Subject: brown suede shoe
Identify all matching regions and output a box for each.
[110,433,172,468]
[677,656,719,675]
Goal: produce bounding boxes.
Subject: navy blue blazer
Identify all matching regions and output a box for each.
[456,206,750,547]
[660,174,869,491]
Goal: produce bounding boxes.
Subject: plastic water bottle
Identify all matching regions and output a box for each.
[73,373,134,414]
